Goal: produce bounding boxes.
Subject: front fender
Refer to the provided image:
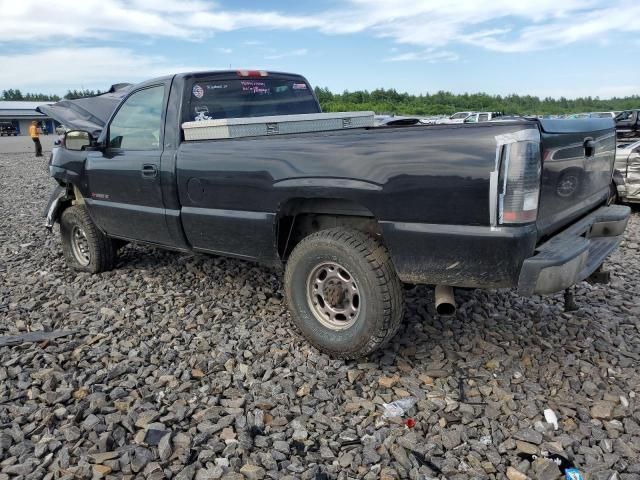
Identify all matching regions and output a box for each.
[44,185,70,230]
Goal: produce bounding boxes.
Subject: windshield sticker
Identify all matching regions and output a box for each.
[206,83,228,90]
[240,80,270,94]
[292,83,307,90]
[192,84,204,98]
[194,106,212,121]
[194,111,212,121]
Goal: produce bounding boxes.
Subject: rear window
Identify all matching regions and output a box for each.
[187,78,320,121]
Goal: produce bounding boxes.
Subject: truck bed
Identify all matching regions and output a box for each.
[173,118,615,288]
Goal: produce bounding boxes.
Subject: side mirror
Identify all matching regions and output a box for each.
[65,130,93,151]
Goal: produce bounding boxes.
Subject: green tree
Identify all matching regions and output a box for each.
[313,87,640,116]
[2,89,61,101]
[64,89,102,100]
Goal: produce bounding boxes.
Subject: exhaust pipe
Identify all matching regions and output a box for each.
[435,285,456,316]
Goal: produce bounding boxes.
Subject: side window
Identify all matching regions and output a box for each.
[617,111,632,121]
[109,86,164,150]
[478,113,489,122]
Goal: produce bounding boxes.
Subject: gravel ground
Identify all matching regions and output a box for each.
[1,151,639,480]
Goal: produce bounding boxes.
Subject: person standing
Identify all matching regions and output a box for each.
[29,121,42,157]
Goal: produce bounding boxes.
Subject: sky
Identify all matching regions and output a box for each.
[0,0,639,99]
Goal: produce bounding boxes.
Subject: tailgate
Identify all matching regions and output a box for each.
[536,118,615,239]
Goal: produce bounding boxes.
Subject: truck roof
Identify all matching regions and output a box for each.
[136,70,308,89]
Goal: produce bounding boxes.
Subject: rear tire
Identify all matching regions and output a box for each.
[60,205,116,273]
[284,228,404,359]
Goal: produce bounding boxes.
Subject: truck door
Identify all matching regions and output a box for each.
[85,84,174,245]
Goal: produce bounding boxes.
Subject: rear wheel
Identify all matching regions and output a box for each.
[285,228,404,359]
[60,205,116,273]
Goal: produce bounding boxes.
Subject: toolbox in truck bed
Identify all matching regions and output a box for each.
[182,111,375,140]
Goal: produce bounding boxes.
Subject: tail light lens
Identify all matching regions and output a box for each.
[498,140,541,224]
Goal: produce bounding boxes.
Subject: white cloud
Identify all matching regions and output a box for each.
[461,2,640,52]
[264,48,308,60]
[386,49,459,62]
[0,47,213,94]
[216,47,233,54]
[1,0,638,55]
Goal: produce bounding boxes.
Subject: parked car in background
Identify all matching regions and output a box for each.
[374,115,422,126]
[0,122,18,136]
[436,111,475,124]
[614,140,640,203]
[590,112,616,119]
[420,116,445,124]
[615,109,640,138]
[463,112,503,123]
[566,113,591,119]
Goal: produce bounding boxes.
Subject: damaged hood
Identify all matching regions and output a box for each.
[37,83,132,137]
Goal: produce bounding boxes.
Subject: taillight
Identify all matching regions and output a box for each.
[498,138,541,224]
[237,70,268,77]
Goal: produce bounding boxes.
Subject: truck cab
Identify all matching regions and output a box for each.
[616,109,640,138]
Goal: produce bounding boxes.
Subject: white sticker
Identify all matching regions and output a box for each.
[292,83,307,90]
[192,84,204,98]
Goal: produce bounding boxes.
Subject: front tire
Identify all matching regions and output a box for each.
[60,205,116,273]
[284,228,404,359]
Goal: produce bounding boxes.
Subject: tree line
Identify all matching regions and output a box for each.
[1,88,103,102]
[3,85,639,115]
[314,87,640,116]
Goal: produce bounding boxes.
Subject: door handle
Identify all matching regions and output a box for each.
[141,164,158,178]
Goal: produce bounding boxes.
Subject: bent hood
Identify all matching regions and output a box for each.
[37,83,132,137]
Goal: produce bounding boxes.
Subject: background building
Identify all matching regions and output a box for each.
[0,101,58,135]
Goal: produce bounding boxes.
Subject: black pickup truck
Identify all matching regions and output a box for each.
[45,70,630,358]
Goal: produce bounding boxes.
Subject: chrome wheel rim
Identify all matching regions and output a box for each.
[71,225,91,266]
[306,261,360,330]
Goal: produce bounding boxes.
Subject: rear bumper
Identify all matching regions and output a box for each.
[517,204,630,295]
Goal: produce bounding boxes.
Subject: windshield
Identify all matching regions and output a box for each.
[188,78,320,121]
[450,112,470,119]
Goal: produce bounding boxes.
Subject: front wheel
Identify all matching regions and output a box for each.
[284,228,404,359]
[60,205,116,273]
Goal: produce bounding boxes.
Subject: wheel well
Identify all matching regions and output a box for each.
[276,198,382,261]
[51,183,84,226]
